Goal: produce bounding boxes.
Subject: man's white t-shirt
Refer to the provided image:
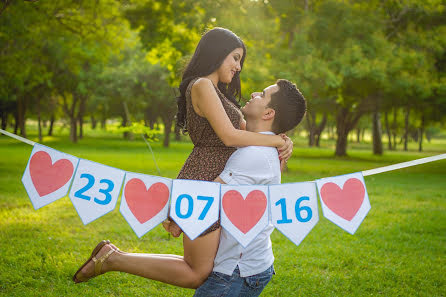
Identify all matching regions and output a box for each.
[214,132,281,277]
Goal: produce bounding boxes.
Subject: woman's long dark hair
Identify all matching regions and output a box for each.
[176,27,246,133]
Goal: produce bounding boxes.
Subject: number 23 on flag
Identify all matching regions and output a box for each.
[69,159,125,225]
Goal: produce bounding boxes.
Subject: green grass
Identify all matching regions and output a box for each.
[1,125,445,296]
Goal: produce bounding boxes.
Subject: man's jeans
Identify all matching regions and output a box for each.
[194,265,275,297]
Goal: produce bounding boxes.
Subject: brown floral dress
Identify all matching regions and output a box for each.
[177,77,242,235]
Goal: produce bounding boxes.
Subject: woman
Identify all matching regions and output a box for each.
[73,27,292,289]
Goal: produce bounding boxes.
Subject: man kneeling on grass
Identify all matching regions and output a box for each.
[190,79,306,296]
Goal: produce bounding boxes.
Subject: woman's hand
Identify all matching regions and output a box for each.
[162,219,183,237]
[278,134,293,170]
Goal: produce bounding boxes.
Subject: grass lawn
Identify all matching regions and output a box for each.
[1,125,445,296]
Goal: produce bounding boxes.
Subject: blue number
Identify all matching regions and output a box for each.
[176,194,194,219]
[94,179,114,205]
[74,173,94,201]
[74,174,114,206]
[197,196,214,220]
[295,196,312,222]
[275,198,292,224]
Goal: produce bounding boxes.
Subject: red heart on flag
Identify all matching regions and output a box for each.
[222,190,267,234]
[320,178,365,221]
[125,179,169,224]
[29,151,74,197]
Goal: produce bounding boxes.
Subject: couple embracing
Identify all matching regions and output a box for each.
[73,27,306,297]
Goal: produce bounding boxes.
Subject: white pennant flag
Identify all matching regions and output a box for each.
[69,159,125,225]
[120,173,172,238]
[316,172,370,234]
[220,184,269,248]
[22,144,79,209]
[269,182,319,246]
[169,179,221,240]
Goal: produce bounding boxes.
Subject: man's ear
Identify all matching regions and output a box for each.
[262,108,275,121]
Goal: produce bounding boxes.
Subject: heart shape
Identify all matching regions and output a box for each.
[29,151,74,197]
[320,178,365,221]
[222,190,267,234]
[124,179,169,224]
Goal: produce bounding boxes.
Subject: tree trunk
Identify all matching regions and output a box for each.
[306,112,326,147]
[418,114,425,152]
[17,96,26,138]
[78,117,83,139]
[335,108,349,156]
[122,101,134,140]
[356,128,361,143]
[70,116,78,143]
[145,107,157,130]
[403,107,410,151]
[384,111,392,150]
[335,107,363,156]
[392,108,397,150]
[78,96,86,139]
[306,113,315,147]
[13,110,18,134]
[62,94,79,143]
[101,116,106,130]
[122,111,130,140]
[0,107,7,130]
[372,111,383,155]
[37,98,42,142]
[162,115,173,147]
[48,114,55,136]
[314,113,327,147]
[91,115,97,129]
[335,127,348,157]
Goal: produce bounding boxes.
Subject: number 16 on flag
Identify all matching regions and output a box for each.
[269,182,319,246]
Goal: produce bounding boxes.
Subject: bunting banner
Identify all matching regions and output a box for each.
[1,129,445,247]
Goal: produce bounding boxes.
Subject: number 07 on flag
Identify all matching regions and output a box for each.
[169,179,221,240]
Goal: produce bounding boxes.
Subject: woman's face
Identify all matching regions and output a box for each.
[216,47,243,84]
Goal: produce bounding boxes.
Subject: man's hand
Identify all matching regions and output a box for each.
[162,219,183,237]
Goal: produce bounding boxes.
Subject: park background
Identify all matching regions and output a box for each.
[0,0,445,296]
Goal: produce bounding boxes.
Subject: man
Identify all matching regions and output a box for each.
[193,79,307,296]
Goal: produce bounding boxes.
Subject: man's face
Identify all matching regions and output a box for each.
[241,84,279,119]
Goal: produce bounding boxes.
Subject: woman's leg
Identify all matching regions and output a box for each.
[77,228,220,289]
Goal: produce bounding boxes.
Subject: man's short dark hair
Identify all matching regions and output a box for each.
[268,79,307,134]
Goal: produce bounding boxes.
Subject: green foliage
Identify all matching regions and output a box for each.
[107,121,161,142]
[1,0,445,149]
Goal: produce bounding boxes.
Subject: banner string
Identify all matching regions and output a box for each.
[0,128,36,146]
[2,128,445,178]
[141,134,161,176]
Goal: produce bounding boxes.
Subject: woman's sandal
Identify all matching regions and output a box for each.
[72,240,116,284]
